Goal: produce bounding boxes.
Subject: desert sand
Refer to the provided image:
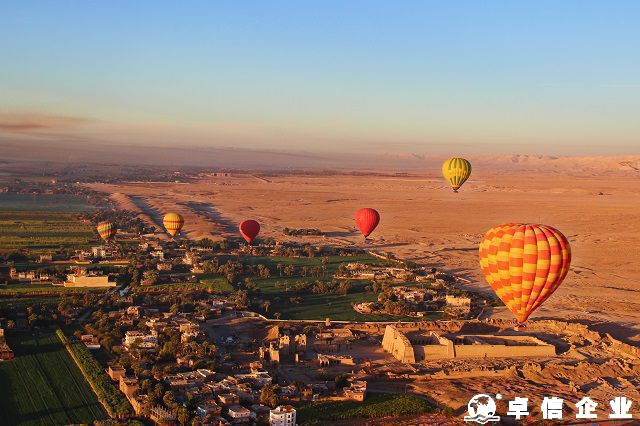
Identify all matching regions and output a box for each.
[88,167,640,336]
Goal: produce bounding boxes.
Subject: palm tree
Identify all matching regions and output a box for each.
[260,384,280,407]
[175,406,190,426]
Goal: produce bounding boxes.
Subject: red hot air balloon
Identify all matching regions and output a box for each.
[355,208,380,238]
[239,220,260,243]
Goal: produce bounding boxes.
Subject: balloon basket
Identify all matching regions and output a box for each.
[514,322,526,331]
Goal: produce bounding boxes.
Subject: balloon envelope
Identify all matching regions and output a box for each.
[97,220,116,242]
[355,208,380,238]
[479,223,571,324]
[442,157,472,192]
[239,219,260,243]
[163,212,184,237]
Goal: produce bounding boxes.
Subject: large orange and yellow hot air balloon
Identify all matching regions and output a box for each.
[97,220,117,242]
[442,157,471,192]
[479,223,571,326]
[163,212,184,238]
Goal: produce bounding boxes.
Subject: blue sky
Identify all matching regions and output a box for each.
[1,1,639,154]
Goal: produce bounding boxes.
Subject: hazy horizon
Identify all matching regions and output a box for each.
[2,1,639,155]
[2,139,640,173]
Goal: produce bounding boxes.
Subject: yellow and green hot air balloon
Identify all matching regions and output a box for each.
[97,220,117,242]
[442,157,472,192]
[163,212,184,238]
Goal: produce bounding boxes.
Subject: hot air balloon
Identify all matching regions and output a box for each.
[355,208,380,238]
[239,219,260,243]
[442,157,472,192]
[479,223,571,327]
[97,220,117,242]
[163,212,184,238]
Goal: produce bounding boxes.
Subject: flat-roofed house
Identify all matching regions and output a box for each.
[269,405,296,426]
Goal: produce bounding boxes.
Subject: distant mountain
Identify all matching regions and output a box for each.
[1,139,639,174]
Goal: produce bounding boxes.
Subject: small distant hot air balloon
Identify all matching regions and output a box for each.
[97,220,117,242]
[355,208,380,238]
[479,223,571,328]
[239,220,260,243]
[442,157,472,192]
[163,212,184,238]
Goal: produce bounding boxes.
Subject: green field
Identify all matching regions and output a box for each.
[0,283,102,295]
[238,255,436,321]
[0,295,62,311]
[0,193,93,212]
[233,254,380,270]
[198,274,235,293]
[0,211,97,252]
[133,275,234,294]
[0,330,107,426]
[296,393,439,424]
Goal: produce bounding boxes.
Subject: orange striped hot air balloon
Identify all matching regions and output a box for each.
[479,223,571,327]
[97,220,117,242]
[163,212,184,238]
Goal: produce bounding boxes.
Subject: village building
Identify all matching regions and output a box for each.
[445,294,472,314]
[269,405,297,426]
[0,328,14,360]
[108,365,126,381]
[128,393,147,416]
[150,250,165,261]
[9,268,52,283]
[181,329,200,343]
[164,369,215,390]
[126,305,141,318]
[317,354,356,367]
[182,251,199,265]
[80,334,100,349]
[250,404,271,423]
[191,264,205,273]
[196,398,222,417]
[91,246,109,258]
[119,376,140,397]
[157,261,173,271]
[227,405,254,423]
[233,371,272,387]
[344,380,367,401]
[64,273,114,288]
[217,392,240,406]
[393,286,435,304]
[123,330,158,351]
